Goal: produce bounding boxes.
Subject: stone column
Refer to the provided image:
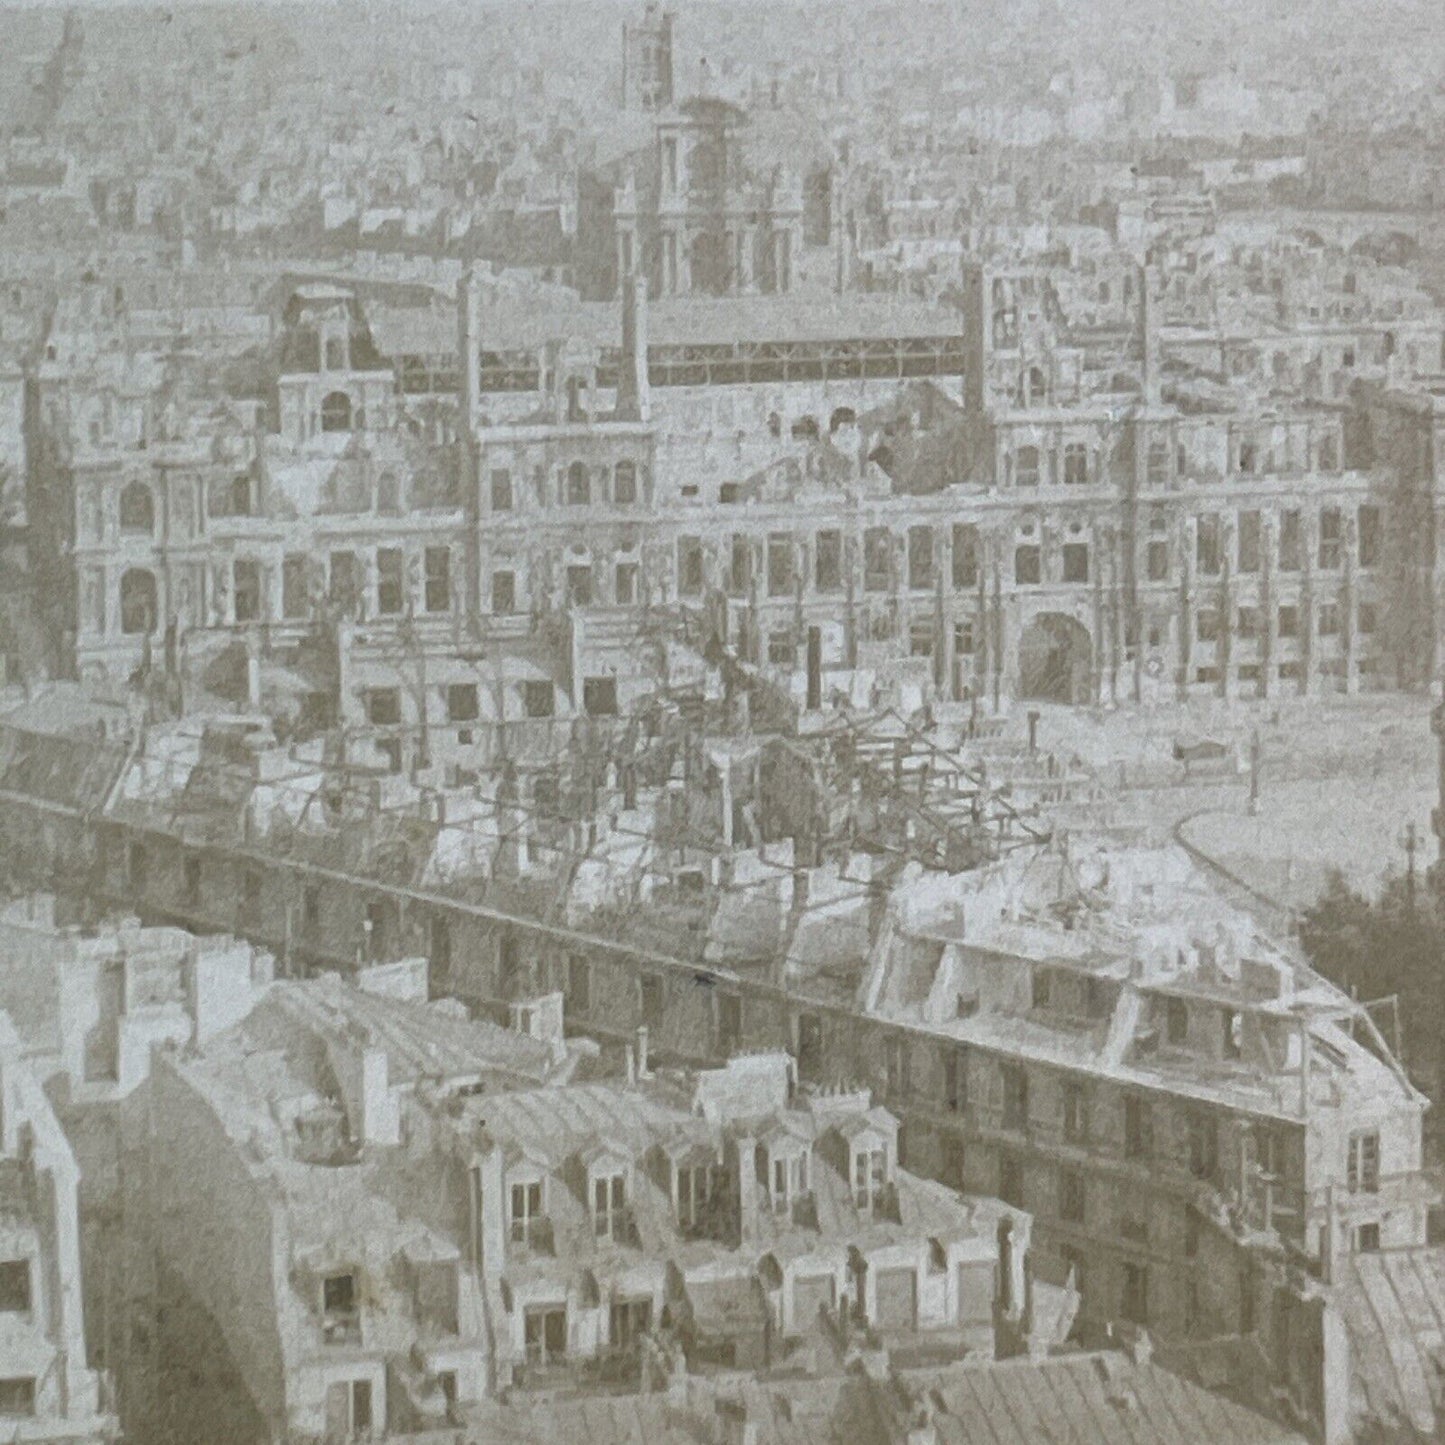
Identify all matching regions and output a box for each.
[1219,513,1236,702]
[1261,511,1278,699]
[1301,509,1319,696]
[1342,512,1358,696]
[1176,516,1194,701]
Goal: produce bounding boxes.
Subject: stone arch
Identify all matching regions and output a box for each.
[1018,612,1092,704]
[120,568,157,635]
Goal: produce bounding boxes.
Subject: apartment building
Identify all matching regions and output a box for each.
[131,965,1035,1440]
[0,1009,116,1444]
[850,842,1430,1345]
[473,1048,1033,1391]
[134,971,571,1442]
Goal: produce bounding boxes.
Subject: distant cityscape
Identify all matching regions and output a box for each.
[2,3,1445,1444]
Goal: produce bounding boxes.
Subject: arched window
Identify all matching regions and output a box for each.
[1016,445,1041,488]
[829,407,856,433]
[321,392,353,433]
[120,569,157,635]
[1026,366,1047,404]
[1063,443,1089,486]
[324,336,347,371]
[566,461,590,506]
[376,472,400,514]
[119,481,154,534]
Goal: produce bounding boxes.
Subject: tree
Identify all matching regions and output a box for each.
[1299,869,1445,1126]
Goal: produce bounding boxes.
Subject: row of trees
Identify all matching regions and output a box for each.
[1299,868,1445,1144]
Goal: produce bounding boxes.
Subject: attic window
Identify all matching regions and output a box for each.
[853,1145,887,1211]
[593,1173,627,1238]
[771,1150,808,1213]
[322,1272,361,1345]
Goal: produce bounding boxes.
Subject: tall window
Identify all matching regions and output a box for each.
[614,562,638,606]
[282,555,309,619]
[677,536,704,596]
[566,564,593,608]
[565,461,590,506]
[492,570,516,615]
[1062,1081,1088,1143]
[1347,1132,1380,1193]
[1063,443,1089,486]
[233,559,262,623]
[119,481,154,534]
[490,469,513,511]
[815,530,842,592]
[593,1173,627,1237]
[614,460,637,505]
[677,1164,714,1230]
[424,547,451,613]
[907,526,934,590]
[864,528,891,591]
[854,1146,887,1211]
[767,533,795,597]
[1016,445,1041,488]
[376,549,404,615]
[1318,507,1342,569]
[1238,510,1261,573]
[1124,1097,1152,1160]
[510,1181,544,1245]
[1278,511,1302,572]
[1358,505,1381,569]
[1146,440,1170,486]
[953,525,979,589]
[1196,514,1221,576]
[120,569,157,635]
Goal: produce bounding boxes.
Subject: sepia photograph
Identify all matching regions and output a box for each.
[0,0,1443,1439]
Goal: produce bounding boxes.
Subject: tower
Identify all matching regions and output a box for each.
[622,4,674,112]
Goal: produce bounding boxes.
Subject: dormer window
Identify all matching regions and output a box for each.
[853,1145,887,1211]
[510,1180,545,1248]
[593,1173,627,1238]
[676,1163,714,1231]
[770,1149,809,1213]
[322,1271,361,1345]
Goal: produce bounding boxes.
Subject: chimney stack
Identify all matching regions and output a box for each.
[1138,262,1160,406]
[457,269,483,435]
[619,272,651,422]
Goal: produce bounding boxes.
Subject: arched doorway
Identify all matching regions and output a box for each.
[1018,613,1092,704]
